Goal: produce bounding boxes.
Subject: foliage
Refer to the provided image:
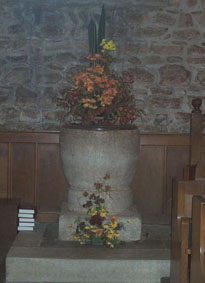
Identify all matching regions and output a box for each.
[59,6,143,126]
[71,175,126,248]
[88,4,105,55]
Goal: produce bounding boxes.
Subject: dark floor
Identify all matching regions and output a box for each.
[0,245,10,283]
[0,223,171,283]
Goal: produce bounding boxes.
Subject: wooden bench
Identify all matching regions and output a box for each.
[171,180,205,282]
[190,195,205,283]
[183,97,205,181]
[0,199,20,245]
[170,98,205,283]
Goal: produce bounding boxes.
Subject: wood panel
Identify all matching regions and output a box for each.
[37,143,67,213]
[166,146,189,214]
[190,196,205,283]
[0,131,59,143]
[133,134,205,224]
[11,143,35,204]
[0,143,8,198]
[0,131,67,223]
[0,131,204,224]
[133,145,165,222]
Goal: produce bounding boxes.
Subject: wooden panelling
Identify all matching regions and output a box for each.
[133,145,165,222]
[0,131,204,224]
[12,143,35,204]
[201,146,205,162]
[0,131,59,143]
[0,143,8,198]
[133,134,205,224]
[37,144,67,213]
[0,131,67,223]
[166,146,189,214]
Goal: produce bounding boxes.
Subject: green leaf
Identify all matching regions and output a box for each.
[92,235,104,244]
[74,216,82,224]
[98,4,106,53]
[88,19,97,55]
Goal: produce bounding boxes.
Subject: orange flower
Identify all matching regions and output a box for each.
[96,229,103,237]
[86,54,92,60]
[95,53,103,59]
[82,98,97,109]
[87,86,94,92]
[95,64,104,74]
[110,216,118,228]
[99,87,118,106]
[110,216,117,223]
[86,54,96,61]
[95,76,103,84]
[83,79,93,88]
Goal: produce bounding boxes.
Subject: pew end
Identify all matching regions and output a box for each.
[190,196,205,283]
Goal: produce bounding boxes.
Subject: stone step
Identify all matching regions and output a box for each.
[5,224,171,283]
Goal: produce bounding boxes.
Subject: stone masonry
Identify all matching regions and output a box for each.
[0,0,205,132]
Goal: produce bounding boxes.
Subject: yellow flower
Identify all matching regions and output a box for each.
[100,208,107,218]
[100,39,116,53]
[108,230,114,239]
[103,224,109,229]
[83,234,90,238]
[90,208,98,216]
[80,241,85,245]
[100,38,106,46]
[85,226,90,230]
[73,235,79,241]
[111,221,118,229]
[110,216,118,228]
[106,241,114,248]
[127,219,131,223]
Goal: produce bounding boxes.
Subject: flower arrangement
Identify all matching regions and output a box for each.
[71,175,125,248]
[59,6,143,126]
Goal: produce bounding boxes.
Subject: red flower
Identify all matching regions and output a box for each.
[89,213,105,225]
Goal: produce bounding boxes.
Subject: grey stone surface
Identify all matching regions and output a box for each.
[5,223,171,283]
[6,256,170,283]
[0,0,205,133]
[59,127,141,242]
[60,127,140,214]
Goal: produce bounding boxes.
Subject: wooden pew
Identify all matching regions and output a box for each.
[171,180,205,283]
[190,196,205,283]
[170,98,205,283]
[184,98,205,181]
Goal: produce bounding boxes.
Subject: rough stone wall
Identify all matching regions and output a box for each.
[0,0,205,132]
